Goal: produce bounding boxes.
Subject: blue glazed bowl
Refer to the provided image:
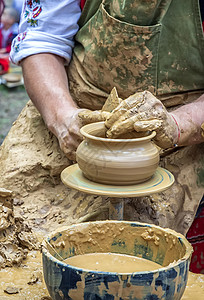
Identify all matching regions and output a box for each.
[42,221,193,300]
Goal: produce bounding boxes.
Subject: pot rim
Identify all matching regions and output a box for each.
[80,122,156,142]
[42,220,193,276]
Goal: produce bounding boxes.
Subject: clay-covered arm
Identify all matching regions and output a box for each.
[21,53,83,159]
[171,94,204,146]
[100,90,204,149]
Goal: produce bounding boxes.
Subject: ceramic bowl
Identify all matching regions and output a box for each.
[76,122,159,185]
[42,221,193,300]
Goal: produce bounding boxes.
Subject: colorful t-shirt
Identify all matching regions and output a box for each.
[10,0,81,64]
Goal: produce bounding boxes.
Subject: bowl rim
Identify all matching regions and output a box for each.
[80,122,156,143]
[42,220,193,276]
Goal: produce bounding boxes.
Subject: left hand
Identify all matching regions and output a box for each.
[105,91,179,149]
[79,89,179,149]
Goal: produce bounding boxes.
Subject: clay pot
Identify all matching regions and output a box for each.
[76,122,159,185]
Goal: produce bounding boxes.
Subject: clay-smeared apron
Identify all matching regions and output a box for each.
[67,0,204,235]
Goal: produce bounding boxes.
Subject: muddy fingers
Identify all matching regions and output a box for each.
[105,91,146,128]
[134,119,163,132]
[78,109,111,125]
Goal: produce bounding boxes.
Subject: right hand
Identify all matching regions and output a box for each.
[51,108,110,161]
[49,107,84,161]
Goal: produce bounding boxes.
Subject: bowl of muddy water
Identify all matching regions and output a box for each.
[76,122,159,185]
[42,220,193,300]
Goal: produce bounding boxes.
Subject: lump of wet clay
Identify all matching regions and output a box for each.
[4,286,19,294]
[0,243,27,267]
[27,270,43,285]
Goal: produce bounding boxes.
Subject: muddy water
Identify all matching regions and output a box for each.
[0,250,203,299]
[63,253,162,273]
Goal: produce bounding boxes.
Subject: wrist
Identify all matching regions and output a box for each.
[46,101,79,133]
[170,113,181,147]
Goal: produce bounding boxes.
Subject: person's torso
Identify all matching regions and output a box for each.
[68,0,204,109]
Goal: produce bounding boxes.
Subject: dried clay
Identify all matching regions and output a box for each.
[0,188,39,268]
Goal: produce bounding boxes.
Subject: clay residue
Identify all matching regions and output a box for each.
[68,274,85,299]
[49,221,189,269]
[201,122,204,138]
[0,250,50,299]
[141,227,160,246]
[0,188,39,268]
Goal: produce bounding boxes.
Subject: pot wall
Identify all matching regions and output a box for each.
[76,122,159,185]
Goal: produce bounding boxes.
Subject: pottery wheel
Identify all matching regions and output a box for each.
[61,164,174,198]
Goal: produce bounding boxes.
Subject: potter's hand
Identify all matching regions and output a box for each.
[78,109,110,125]
[50,108,85,161]
[53,108,111,160]
[78,87,120,125]
[105,91,179,149]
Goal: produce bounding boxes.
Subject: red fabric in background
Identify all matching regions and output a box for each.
[0,56,9,74]
[187,206,204,274]
[80,0,86,10]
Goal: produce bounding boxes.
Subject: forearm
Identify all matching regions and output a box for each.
[171,94,204,146]
[21,53,78,134]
